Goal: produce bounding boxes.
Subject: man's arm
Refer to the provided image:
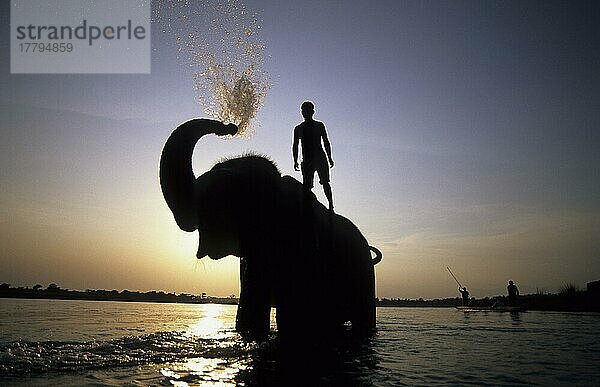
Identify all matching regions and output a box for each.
[292,126,300,171]
[321,123,334,167]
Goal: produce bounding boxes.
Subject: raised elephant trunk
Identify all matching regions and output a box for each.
[159,119,238,232]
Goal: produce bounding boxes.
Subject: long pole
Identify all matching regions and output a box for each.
[447,267,462,288]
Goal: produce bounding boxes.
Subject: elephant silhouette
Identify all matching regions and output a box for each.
[160,119,382,339]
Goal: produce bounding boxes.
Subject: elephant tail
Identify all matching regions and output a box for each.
[369,246,382,265]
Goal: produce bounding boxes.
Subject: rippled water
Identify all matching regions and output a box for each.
[1,299,599,386]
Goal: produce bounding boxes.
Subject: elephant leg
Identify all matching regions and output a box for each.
[350,279,376,334]
[236,258,271,339]
[351,298,376,334]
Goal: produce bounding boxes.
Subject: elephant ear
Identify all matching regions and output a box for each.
[196,169,235,220]
[195,168,240,256]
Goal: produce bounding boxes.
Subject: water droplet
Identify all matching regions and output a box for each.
[154,0,270,136]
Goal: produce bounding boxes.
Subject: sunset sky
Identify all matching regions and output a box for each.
[1,1,598,299]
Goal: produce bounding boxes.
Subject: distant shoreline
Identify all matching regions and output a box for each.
[0,295,239,305]
[0,285,238,306]
[2,296,599,313]
[376,291,600,312]
[2,284,599,312]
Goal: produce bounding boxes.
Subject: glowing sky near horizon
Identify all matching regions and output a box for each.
[0,1,598,299]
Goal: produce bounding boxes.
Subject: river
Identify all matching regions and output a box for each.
[1,298,598,385]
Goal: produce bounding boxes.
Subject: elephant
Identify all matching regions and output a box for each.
[160,118,382,339]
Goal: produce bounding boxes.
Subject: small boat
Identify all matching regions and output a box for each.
[455,306,526,312]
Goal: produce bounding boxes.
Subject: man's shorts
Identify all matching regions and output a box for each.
[301,158,330,188]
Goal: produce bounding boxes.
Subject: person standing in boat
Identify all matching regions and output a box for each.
[459,286,470,306]
[507,280,519,306]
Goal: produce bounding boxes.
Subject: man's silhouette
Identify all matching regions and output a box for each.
[459,286,470,306]
[292,101,335,211]
[507,280,519,306]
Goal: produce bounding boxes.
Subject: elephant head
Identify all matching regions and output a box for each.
[159,118,280,260]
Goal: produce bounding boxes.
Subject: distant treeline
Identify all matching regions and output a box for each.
[0,283,238,305]
[2,282,599,311]
[377,280,600,312]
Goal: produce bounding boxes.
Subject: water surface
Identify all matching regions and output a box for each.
[1,299,598,385]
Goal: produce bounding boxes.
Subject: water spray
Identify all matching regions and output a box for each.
[154,0,270,136]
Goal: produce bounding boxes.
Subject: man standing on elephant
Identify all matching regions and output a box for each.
[292,101,335,212]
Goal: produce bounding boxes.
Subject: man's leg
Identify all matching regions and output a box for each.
[317,161,333,212]
[300,162,320,248]
[301,161,314,191]
[323,182,333,212]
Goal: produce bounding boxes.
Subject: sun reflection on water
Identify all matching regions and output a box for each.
[185,304,236,340]
[160,357,248,387]
[158,304,248,386]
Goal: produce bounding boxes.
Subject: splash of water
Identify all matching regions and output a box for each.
[154,0,270,136]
